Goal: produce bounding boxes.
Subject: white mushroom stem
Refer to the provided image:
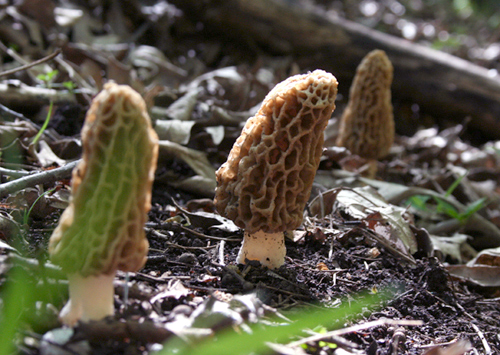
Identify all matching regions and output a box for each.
[59,273,115,327]
[236,230,286,269]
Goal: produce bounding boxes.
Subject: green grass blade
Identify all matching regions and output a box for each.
[444,173,466,197]
[31,100,54,147]
[159,292,387,355]
[459,197,488,222]
[0,268,35,355]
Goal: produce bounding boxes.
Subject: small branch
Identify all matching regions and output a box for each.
[0,82,77,107]
[0,160,79,198]
[0,167,31,178]
[286,318,423,348]
[0,48,62,78]
[471,323,492,355]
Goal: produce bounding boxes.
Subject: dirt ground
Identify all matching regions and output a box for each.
[1,1,500,355]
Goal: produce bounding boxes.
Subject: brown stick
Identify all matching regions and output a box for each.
[0,160,79,199]
[0,48,62,78]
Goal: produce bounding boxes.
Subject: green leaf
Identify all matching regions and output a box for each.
[445,173,466,197]
[37,70,59,86]
[458,197,488,222]
[407,195,431,211]
[433,196,460,219]
[62,81,76,91]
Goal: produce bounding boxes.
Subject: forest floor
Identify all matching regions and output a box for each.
[1,1,500,355]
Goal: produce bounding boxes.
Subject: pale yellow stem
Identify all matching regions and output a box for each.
[237,230,286,269]
[59,273,115,326]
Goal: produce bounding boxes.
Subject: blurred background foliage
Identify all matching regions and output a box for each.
[313,0,500,72]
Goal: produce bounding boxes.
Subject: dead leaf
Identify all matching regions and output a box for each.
[289,230,307,242]
[314,170,500,248]
[150,280,191,304]
[467,246,500,266]
[17,0,56,30]
[205,126,225,146]
[367,247,381,258]
[107,56,132,85]
[422,340,471,355]
[446,264,500,287]
[172,199,239,232]
[430,234,469,263]
[54,7,84,27]
[168,176,217,198]
[29,140,66,167]
[309,228,327,243]
[164,87,201,121]
[317,262,329,271]
[185,198,216,213]
[0,213,21,250]
[155,120,195,144]
[336,186,418,255]
[128,45,187,85]
[158,140,215,180]
[0,239,18,253]
[308,187,341,217]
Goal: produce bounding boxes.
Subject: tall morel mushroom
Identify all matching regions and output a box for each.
[49,83,158,326]
[336,49,394,174]
[215,70,338,269]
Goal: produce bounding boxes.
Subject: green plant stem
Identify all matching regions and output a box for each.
[31,100,54,147]
[23,187,57,225]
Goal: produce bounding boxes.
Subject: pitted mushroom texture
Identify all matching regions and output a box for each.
[336,50,394,160]
[215,70,338,233]
[49,83,158,277]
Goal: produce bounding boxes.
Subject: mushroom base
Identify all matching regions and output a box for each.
[59,273,116,326]
[236,230,286,269]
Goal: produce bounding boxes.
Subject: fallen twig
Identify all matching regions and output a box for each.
[286,318,423,348]
[0,167,31,178]
[0,82,77,107]
[0,160,79,198]
[470,323,492,355]
[0,48,62,78]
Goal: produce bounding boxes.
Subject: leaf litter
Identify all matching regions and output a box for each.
[0,1,500,355]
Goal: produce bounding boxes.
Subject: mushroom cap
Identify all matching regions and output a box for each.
[336,49,394,160]
[49,83,158,277]
[215,70,338,234]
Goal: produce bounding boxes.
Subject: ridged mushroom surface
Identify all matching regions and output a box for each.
[336,49,394,160]
[49,83,158,277]
[215,70,338,234]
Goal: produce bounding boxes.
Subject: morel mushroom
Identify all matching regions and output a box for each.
[215,70,338,269]
[336,50,394,174]
[49,83,158,326]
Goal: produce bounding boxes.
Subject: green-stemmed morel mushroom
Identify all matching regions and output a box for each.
[336,50,394,176]
[49,83,158,326]
[215,70,338,269]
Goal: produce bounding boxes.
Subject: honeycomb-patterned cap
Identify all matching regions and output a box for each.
[336,49,394,160]
[215,70,338,233]
[49,83,158,277]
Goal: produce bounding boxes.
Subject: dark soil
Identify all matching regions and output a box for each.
[9,188,500,354]
[1,1,500,354]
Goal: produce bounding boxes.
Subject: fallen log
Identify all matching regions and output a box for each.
[169,0,500,140]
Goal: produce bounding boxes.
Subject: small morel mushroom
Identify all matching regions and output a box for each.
[336,50,394,175]
[215,70,338,269]
[49,83,158,326]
